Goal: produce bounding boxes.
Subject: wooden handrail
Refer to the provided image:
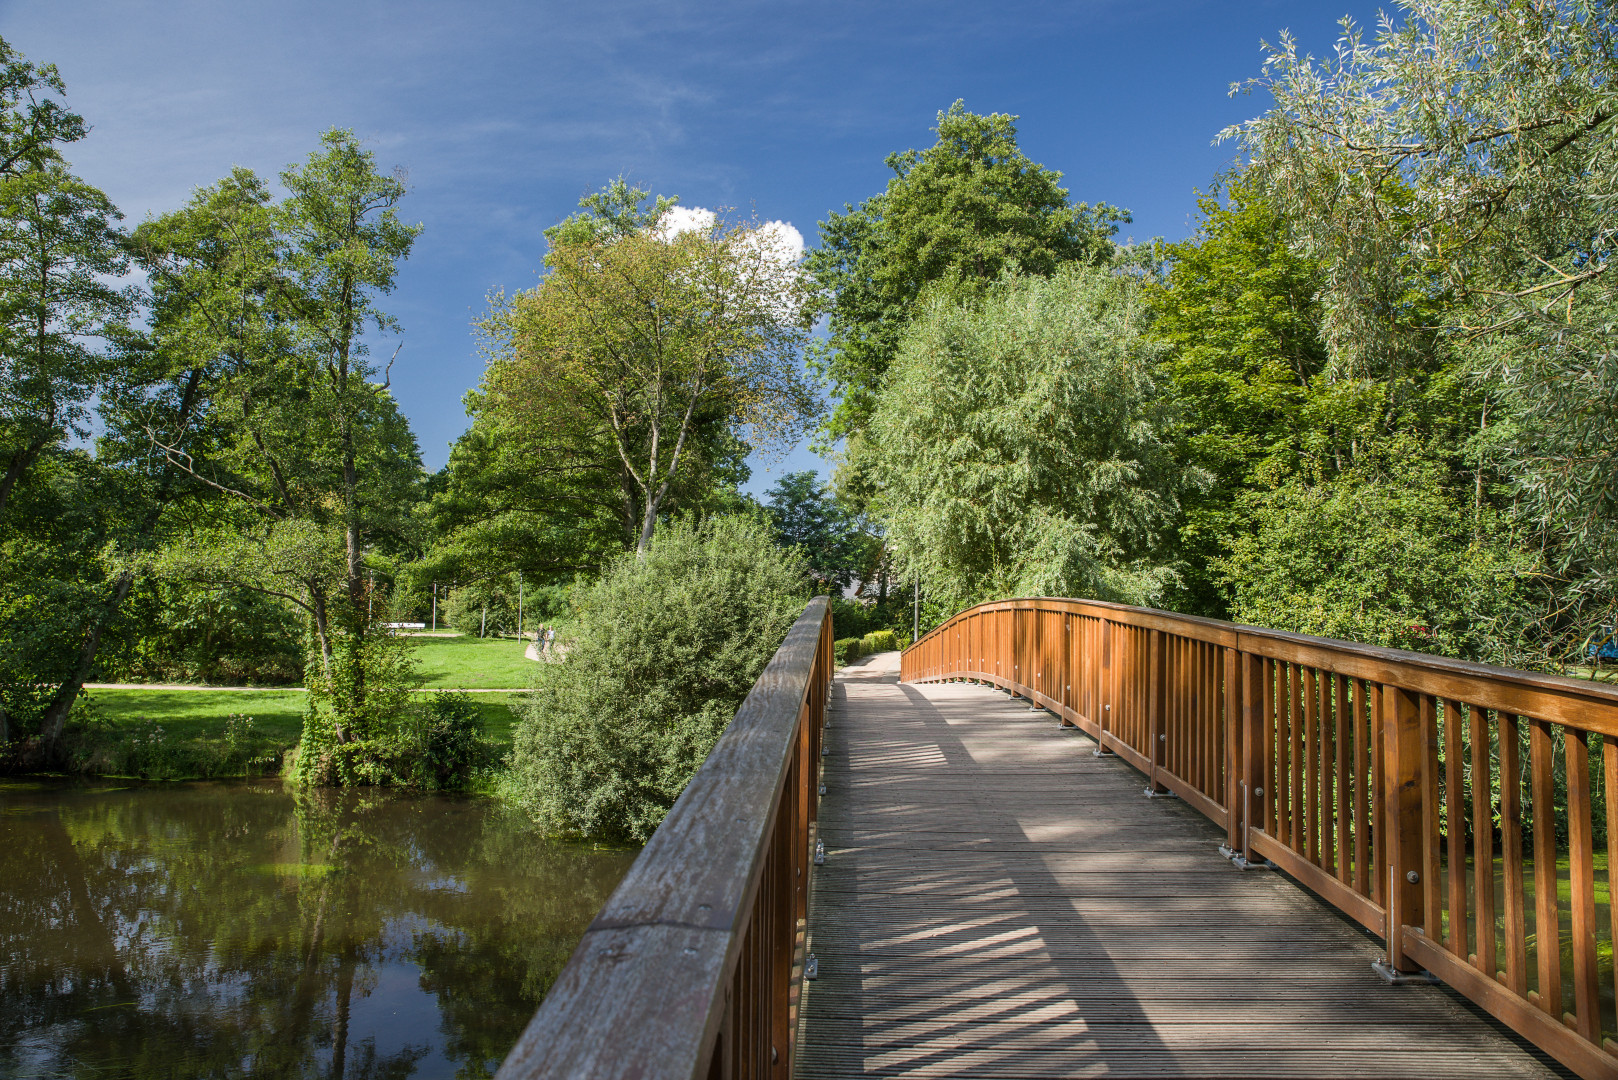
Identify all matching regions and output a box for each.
[903,597,1618,1080]
[496,596,833,1080]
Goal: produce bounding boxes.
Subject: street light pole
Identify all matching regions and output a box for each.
[913,577,919,641]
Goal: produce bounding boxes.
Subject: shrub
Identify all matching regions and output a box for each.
[835,637,864,666]
[1218,445,1539,665]
[509,516,808,841]
[292,627,419,787]
[414,691,485,789]
[861,630,899,654]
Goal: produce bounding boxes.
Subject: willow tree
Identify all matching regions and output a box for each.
[1228,0,1618,658]
[871,266,1196,616]
[483,200,816,555]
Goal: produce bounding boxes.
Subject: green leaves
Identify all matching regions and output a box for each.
[508,516,808,840]
[870,266,1195,614]
[806,102,1127,443]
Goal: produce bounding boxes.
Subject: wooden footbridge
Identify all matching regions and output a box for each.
[498,597,1618,1079]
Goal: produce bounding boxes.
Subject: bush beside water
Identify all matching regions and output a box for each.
[508,516,808,842]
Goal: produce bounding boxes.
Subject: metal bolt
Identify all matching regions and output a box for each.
[1104,704,1111,711]
[1159,733,1166,742]
[818,783,827,796]
[1407,870,1420,884]
[1253,786,1264,798]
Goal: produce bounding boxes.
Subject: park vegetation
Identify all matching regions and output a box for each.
[3,0,1618,837]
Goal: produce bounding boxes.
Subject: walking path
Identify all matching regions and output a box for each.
[795,653,1567,1078]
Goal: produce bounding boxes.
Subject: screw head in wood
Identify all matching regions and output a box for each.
[1407,870,1420,884]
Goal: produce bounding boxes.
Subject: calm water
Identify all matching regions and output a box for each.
[0,779,636,1079]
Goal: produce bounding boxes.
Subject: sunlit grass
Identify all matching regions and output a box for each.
[409,633,546,689]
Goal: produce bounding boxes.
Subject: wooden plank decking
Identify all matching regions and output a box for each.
[795,653,1570,1079]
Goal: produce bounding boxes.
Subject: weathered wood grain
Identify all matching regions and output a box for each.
[797,654,1568,1079]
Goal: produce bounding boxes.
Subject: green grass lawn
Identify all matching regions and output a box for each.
[409,633,547,689]
[74,687,529,779]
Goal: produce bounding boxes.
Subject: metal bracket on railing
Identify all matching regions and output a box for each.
[1218,844,1276,871]
[818,783,827,796]
[1371,960,1438,985]
[814,839,825,865]
[804,954,819,980]
[1143,787,1178,799]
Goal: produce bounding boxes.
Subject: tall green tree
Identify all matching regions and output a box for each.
[871,266,1196,616]
[482,184,815,556]
[763,470,872,594]
[1228,0,1618,658]
[0,36,130,519]
[805,102,1127,446]
[130,132,426,778]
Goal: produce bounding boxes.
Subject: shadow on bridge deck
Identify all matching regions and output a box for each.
[795,652,1570,1079]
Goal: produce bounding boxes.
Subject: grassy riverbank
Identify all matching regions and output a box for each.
[61,686,528,782]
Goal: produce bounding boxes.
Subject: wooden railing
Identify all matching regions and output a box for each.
[903,597,1618,1080]
[496,596,833,1080]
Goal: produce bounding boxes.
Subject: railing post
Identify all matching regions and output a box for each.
[1223,646,1242,853]
[1379,684,1427,977]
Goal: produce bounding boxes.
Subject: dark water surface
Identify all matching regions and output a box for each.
[0,779,636,1079]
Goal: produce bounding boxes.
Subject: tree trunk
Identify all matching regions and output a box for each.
[38,569,137,745]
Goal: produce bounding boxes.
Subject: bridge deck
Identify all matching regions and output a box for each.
[795,654,1567,1079]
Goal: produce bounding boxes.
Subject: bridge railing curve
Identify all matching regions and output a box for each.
[497,595,832,1080]
[903,597,1618,1080]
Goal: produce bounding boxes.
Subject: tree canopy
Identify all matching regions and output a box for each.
[805,102,1127,445]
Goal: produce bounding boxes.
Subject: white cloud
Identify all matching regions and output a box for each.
[655,204,717,238]
[758,219,805,261]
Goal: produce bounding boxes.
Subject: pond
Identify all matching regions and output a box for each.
[0,779,637,1079]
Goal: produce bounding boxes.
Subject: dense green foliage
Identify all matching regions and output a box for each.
[764,470,877,594]
[805,102,1125,448]
[1220,444,1538,661]
[870,266,1195,614]
[508,516,806,840]
[11,0,1618,828]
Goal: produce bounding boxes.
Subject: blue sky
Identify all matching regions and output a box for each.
[3,0,1381,492]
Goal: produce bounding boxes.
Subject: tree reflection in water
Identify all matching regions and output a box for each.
[0,779,636,1079]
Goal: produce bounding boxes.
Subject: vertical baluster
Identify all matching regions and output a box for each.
[1225,646,1242,848]
[1216,641,1223,803]
[1305,667,1319,865]
[1354,678,1370,896]
[1606,736,1618,1046]
[1566,727,1600,1043]
[1321,672,1336,876]
[1279,663,1294,849]
[1530,717,1561,1019]
[1471,704,1497,975]
[1291,664,1305,854]
[1501,712,1528,995]
[1421,695,1442,939]
[1336,676,1350,885]
[1265,660,1278,839]
[1205,643,1217,797]
[1372,683,1386,906]
[1444,699,1468,960]
[1190,637,1203,790]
